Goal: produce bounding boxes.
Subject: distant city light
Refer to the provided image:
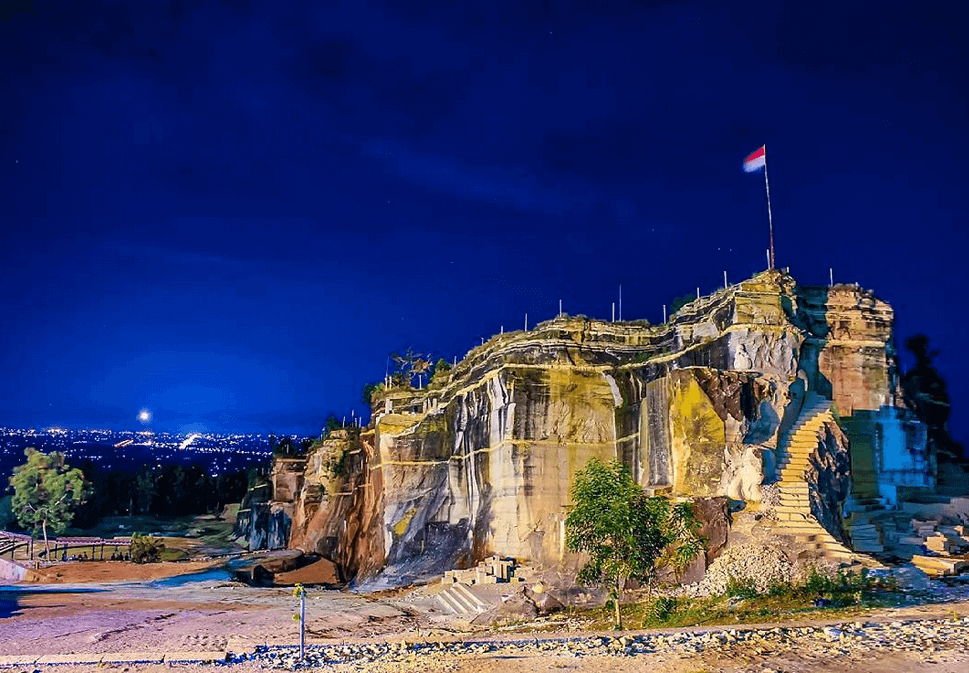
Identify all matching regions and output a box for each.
[138,409,152,423]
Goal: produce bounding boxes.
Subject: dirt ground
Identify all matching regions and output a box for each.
[0,578,419,655]
[24,560,223,584]
[1,577,968,671]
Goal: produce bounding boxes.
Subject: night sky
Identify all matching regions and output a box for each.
[1,2,967,437]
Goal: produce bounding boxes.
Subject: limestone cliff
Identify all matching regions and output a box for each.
[240,270,932,585]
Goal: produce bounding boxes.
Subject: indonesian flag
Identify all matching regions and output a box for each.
[743,145,766,172]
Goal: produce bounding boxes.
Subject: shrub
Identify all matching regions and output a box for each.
[648,596,677,621]
[129,533,165,564]
[803,567,871,596]
[725,575,760,600]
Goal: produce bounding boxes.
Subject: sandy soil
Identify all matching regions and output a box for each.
[24,560,224,584]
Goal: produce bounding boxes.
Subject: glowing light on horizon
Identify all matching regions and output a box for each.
[138,409,152,424]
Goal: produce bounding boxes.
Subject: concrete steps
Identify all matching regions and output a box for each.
[435,583,490,616]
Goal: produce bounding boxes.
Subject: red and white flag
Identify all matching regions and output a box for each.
[743,145,766,172]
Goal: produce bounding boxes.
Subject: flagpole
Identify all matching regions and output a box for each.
[763,146,775,270]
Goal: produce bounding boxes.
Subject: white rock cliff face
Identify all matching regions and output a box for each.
[237,271,930,586]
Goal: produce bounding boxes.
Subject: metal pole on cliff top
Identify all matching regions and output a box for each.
[764,146,776,270]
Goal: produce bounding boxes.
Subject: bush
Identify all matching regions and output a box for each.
[725,575,760,600]
[129,533,165,564]
[648,596,677,621]
[668,293,695,315]
[803,567,870,596]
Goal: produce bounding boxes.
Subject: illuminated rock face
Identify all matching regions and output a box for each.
[798,284,933,503]
[245,271,930,585]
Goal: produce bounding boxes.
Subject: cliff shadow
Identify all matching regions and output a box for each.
[0,586,105,620]
[793,285,834,402]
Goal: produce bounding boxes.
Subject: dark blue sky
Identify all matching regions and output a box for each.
[1,1,967,436]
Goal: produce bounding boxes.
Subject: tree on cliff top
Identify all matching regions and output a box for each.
[9,448,89,557]
[668,293,695,315]
[566,459,702,629]
[391,348,432,388]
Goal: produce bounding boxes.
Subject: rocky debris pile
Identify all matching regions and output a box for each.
[892,518,969,577]
[682,543,796,596]
[899,520,969,554]
[227,616,969,669]
[480,582,565,624]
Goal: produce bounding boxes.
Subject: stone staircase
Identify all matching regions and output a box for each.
[772,395,856,563]
[435,582,490,617]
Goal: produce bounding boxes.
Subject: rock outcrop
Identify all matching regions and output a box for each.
[239,270,934,586]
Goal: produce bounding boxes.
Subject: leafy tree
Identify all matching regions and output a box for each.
[902,334,964,460]
[9,448,90,557]
[325,414,343,434]
[134,466,157,514]
[668,293,695,316]
[0,495,13,530]
[565,458,702,629]
[430,358,452,387]
[362,382,384,406]
[271,437,301,458]
[129,533,164,563]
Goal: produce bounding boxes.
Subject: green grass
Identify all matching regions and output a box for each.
[568,571,903,631]
[67,514,197,538]
[573,592,901,631]
[67,511,244,558]
[159,547,190,562]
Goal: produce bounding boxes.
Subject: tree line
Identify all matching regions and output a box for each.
[1,448,255,536]
[71,459,253,525]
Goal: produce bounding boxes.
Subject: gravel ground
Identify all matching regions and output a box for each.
[228,615,969,669]
[2,614,967,673]
[2,577,969,672]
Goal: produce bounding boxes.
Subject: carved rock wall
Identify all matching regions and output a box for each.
[237,271,927,585]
